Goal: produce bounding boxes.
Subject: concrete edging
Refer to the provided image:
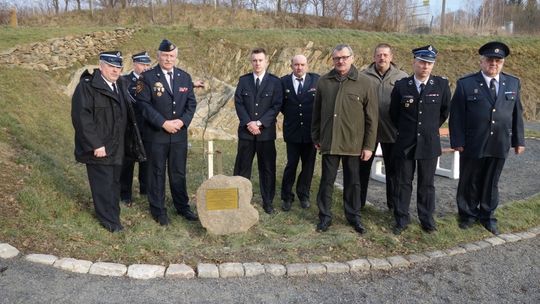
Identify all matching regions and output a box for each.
[1,226,539,279]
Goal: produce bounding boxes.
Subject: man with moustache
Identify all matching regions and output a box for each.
[233,48,283,214]
[136,39,198,226]
[389,45,450,235]
[311,44,378,234]
[360,43,407,211]
[280,54,320,211]
[72,51,144,232]
[449,41,525,235]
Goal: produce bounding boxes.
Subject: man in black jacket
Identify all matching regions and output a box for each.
[280,55,319,211]
[233,48,283,214]
[449,41,525,235]
[136,39,198,226]
[389,45,450,235]
[72,51,144,232]
[120,51,152,207]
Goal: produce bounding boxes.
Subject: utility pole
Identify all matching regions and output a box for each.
[440,0,446,34]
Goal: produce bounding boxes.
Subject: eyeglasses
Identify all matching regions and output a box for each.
[332,55,351,62]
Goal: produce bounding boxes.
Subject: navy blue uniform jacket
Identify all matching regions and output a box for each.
[281,72,319,143]
[449,71,525,159]
[390,75,451,159]
[234,72,283,141]
[136,66,197,143]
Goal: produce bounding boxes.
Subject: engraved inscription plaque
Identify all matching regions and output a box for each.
[206,188,239,210]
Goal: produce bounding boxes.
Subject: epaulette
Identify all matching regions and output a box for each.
[266,73,280,80]
[501,71,520,81]
[458,72,477,81]
[239,73,252,79]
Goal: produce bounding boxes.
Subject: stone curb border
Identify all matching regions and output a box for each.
[1,226,538,279]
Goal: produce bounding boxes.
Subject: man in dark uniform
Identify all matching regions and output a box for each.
[233,47,283,214]
[72,51,144,232]
[389,45,450,235]
[449,41,525,235]
[119,51,152,207]
[360,43,408,210]
[136,39,198,226]
[280,54,320,211]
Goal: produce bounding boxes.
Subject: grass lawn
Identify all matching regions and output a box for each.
[0,26,539,266]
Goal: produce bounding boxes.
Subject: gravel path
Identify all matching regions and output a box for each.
[0,237,538,303]
[340,137,540,218]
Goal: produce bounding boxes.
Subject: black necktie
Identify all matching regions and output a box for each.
[419,83,425,95]
[167,72,173,90]
[296,78,303,94]
[255,77,260,94]
[112,83,118,94]
[490,78,497,100]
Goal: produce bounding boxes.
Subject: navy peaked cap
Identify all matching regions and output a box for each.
[99,51,123,67]
[132,51,151,64]
[158,39,177,52]
[412,45,438,63]
[478,41,510,58]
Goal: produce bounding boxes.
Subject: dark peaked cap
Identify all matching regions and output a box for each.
[99,51,123,67]
[159,39,177,52]
[412,45,438,63]
[478,41,510,58]
[132,51,151,64]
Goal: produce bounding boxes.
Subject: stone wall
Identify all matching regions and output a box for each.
[0,28,136,71]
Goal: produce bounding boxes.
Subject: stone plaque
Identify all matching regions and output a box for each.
[196,175,259,235]
[206,188,238,210]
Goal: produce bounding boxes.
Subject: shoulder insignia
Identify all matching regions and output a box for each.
[501,71,520,80]
[459,72,477,80]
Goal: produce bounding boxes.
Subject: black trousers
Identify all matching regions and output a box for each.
[86,164,122,230]
[358,143,398,209]
[456,156,505,226]
[233,139,276,206]
[394,157,438,229]
[120,158,148,201]
[280,142,317,202]
[317,154,361,224]
[145,141,189,217]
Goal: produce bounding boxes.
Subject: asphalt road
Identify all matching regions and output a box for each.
[1,236,538,304]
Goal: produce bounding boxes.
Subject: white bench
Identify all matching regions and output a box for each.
[369,128,460,182]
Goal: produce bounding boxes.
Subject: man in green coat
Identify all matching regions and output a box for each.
[311,44,378,234]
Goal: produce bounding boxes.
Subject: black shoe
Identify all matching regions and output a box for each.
[352,222,366,234]
[112,224,124,232]
[392,225,407,235]
[316,219,332,232]
[458,219,476,230]
[300,199,311,209]
[281,200,292,212]
[153,214,170,226]
[103,223,124,233]
[421,225,437,234]
[263,204,274,214]
[483,223,499,235]
[178,209,199,221]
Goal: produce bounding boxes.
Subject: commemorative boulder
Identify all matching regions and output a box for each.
[196,175,259,235]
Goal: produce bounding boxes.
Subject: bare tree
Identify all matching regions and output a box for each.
[64,0,70,12]
[52,0,60,14]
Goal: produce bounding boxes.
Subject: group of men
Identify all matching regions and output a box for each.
[72,39,525,237]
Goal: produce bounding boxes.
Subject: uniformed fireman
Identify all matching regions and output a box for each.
[449,41,525,235]
[233,47,283,214]
[389,45,451,235]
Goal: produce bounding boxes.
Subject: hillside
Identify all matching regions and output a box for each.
[0,25,539,264]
